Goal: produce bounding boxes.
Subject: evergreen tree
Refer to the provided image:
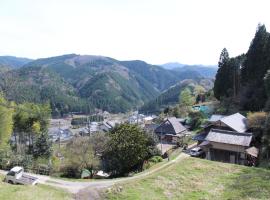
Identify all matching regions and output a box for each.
[214,48,231,100]
[33,133,52,159]
[241,24,270,111]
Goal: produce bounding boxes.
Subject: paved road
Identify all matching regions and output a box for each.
[0,144,198,194]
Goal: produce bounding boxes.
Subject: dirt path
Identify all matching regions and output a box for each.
[0,153,189,194]
[0,143,197,197]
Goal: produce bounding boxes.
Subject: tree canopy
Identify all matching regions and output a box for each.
[103,124,158,176]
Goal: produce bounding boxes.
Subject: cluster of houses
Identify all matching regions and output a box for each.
[50,110,258,166]
[151,112,258,166]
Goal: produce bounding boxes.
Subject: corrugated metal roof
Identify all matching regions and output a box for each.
[220,113,247,133]
[205,129,252,146]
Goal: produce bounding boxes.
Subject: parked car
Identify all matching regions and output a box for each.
[5,166,38,185]
[189,147,205,158]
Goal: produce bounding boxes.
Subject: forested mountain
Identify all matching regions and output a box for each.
[0,54,213,116]
[140,78,214,113]
[0,56,32,69]
[120,60,206,91]
[0,66,92,116]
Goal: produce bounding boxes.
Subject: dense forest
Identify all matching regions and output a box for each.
[0,54,215,116]
[214,24,270,113]
[140,78,214,113]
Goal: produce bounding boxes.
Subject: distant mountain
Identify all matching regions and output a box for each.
[161,62,186,70]
[0,56,33,69]
[0,54,213,115]
[161,62,217,78]
[119,60,202,91]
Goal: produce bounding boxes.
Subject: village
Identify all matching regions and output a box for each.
[48,106,258,168]
[2,1,270,199]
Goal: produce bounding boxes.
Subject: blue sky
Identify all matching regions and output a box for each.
[0,0,270,65]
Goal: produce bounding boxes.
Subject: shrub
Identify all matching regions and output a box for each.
[60,164,81,178]
[149,156,163,163]
[188,111,205,130]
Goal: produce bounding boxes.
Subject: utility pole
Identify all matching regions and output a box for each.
[87,116,91,137]
[160,126,163,155]
[233,62,236,99]
[136,107,139,125]
[58,121,61,150]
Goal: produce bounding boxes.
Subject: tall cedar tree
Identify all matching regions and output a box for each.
[241,24,270,111]
[214,48,231,99]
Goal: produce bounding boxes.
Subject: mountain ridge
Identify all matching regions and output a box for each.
[0,54,215,115]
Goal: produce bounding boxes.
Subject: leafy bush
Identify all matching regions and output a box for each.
[149,156,163,163]
[7,153,33,170]
[188,111,205,130]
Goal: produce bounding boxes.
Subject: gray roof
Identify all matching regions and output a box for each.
[209,114,226,122]
[220,113,247,133]
[155,117,187,135]
[205,129,252,146]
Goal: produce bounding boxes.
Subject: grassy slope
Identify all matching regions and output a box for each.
[0,175,72,200]
[107,157,270,200]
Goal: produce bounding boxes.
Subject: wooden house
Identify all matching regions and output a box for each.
[193,113,258,165]
[155,117,187,144]
[199,129,254,165]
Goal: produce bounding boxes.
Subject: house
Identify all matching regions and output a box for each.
[100,120,118,132]
[128,113,145,124]
[199,129,253,165]
[193,113,258,165]
[155,117,187,144]
[143,116,156,125]
[194,113,248,143]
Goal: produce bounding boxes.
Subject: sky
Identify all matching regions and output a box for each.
[0,0,270,65]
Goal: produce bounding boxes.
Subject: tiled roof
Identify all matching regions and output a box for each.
[205,129,252,146]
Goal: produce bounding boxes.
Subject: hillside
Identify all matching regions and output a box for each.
[0,54,214,115]
[162,62,217,78]
[120,60,201,91]
[140,79,214,113]
[0,66,92,116]
[0,56,32,69]
[106,157,270,200]
[23,54,161,113]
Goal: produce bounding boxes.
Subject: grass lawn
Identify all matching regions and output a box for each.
[0,175,72,200]
[106,157,270,200]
